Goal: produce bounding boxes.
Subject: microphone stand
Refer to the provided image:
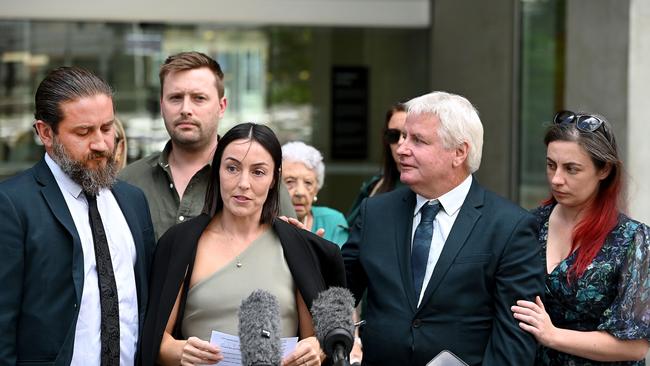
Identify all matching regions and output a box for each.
[331,344,351,366]
[325,329,352,366]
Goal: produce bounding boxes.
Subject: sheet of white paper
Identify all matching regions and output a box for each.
[208,331,241,366]
[281,336,298,358]
[208,330,299,365]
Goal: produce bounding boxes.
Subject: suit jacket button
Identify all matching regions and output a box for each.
[412,319,422,328]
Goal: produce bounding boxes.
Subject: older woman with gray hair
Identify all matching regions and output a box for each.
[281,141,349,246]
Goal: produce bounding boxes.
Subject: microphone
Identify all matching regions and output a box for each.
[311,287,355,366]
[238,289,282,366]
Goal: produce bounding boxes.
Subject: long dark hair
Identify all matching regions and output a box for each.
[543,113,623,280]
[376,102,406,194]
[203,123,282,224]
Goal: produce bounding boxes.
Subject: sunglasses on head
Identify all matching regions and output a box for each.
[384,128,401,144]
[553,110,604,133]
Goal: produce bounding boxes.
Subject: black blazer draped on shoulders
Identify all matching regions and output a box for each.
[138,214,346,366]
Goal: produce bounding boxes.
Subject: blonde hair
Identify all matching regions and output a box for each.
[114,117,127,170]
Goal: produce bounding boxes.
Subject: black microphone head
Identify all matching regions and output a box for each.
[311,287,355,358]
[238,289,282,366]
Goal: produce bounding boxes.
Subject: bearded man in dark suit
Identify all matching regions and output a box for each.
[0,66,155,365]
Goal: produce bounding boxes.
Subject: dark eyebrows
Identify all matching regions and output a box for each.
[223,156,241,164]
[72,120,113,132]
[564,162,582,168]
[251,162,271,169]
[223,157,269,168]
[546,156,582,168]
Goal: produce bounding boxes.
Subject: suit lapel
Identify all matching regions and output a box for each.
[418,179,485,308]
[395,190,419,311]
[35,159,85,304]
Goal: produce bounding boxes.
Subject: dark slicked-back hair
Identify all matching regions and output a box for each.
[203,123,282,224]
[34,66,113,132]
[159,51,225,98]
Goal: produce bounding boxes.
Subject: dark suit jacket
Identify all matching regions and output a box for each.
[0,159,156,366]
[139,214,346,366]
[342,179,544,366]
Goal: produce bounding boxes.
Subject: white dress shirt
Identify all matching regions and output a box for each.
[45,154,139,366]
[412,174,473,306]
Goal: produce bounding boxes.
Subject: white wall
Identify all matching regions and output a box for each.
[0,0,429,28]
[565,0,650,224]
[627,0,650,225]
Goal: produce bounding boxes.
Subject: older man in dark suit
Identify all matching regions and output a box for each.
[0,67,155,365]
[342,91,545,366]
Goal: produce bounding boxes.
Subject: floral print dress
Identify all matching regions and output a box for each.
[532,204,650,366]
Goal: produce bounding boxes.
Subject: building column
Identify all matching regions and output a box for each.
[627,0,650,224]
[565,0,650,223]
[429,0,519,198]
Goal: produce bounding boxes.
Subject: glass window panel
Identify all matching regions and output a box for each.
[519,0,565,209]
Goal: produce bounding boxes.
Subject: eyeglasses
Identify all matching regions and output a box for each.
[384,128,401,144]
[553,110,604,133]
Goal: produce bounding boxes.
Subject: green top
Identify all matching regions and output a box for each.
[311,206,349,246]
[182,229,299,339]
[119,141,296,240]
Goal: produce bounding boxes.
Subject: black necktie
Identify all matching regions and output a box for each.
[85,193,120,366]
[411,202,441,297]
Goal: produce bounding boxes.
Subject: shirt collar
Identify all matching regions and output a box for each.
[413,175,473,217]
[45,152,84,199]
[158,135,221,169]
[157,140,173,169]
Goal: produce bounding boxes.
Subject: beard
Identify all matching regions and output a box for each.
[51,136,118,196]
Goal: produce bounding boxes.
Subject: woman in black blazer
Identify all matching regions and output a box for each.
[139,123,345,366]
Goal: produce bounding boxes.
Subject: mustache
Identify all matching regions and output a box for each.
[173,117,200,127]
[51,139,117,196]
[86,151,112,161]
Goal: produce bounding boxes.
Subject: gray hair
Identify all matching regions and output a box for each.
[405,91,484,173]
[281,141,325,188]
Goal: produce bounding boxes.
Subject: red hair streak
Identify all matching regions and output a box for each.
[543,170,621,282]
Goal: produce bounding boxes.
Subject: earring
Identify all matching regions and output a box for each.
[313,196,318,202]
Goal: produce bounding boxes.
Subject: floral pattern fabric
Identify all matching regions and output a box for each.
[532,204,650,366]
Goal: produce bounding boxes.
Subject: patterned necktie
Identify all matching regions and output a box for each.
[85,193,120,366]
[411,201,441,297]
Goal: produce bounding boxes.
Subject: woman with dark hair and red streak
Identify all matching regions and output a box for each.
[346,102,407,226]
[511,111,650,365]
